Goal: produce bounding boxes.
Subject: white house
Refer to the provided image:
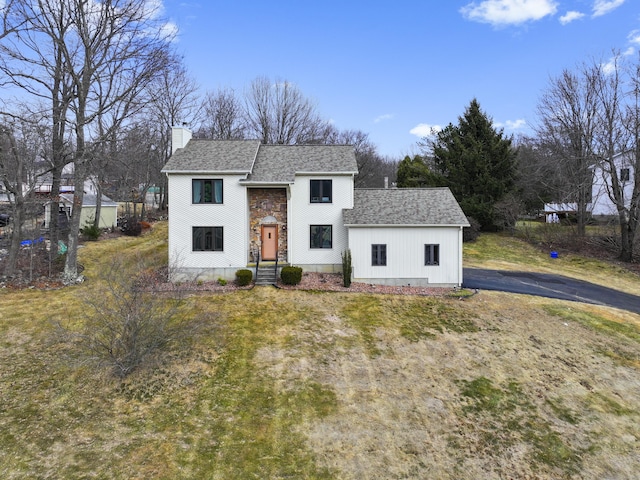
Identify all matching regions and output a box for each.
[545,152,636,222]
[590,151,635,217]
[162,127,469,287]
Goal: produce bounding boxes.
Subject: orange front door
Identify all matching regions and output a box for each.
[261,225,278,261]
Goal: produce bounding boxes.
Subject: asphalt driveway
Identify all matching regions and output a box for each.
[462,268,640,314]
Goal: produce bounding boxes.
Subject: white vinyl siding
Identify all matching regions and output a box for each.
[167,174,248,271]
[348,226,463,286]
[289,174,353,267]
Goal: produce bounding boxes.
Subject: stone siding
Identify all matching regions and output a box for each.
[248,188,288,262]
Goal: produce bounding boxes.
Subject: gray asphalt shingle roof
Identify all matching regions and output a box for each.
[343,188,469,226]
[246,145,358,183]
[161,139,260,173]
[161,140,357,181]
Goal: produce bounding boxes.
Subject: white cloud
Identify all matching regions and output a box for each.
[559,11,585,24]
[592,0,626,18]
[628,30,640,46]
[502,119,527,130]
[601,48,635,74]
[161,21,179,40]
[409,123,442,138]
[374,114,394,124]
[460,0,558,26]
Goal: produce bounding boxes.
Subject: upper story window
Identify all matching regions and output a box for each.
[621,168,631,182]
[193,179,223,204]
[310,179,332,203]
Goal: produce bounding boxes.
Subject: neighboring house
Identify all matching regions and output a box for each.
[590,151,635,217]
[162,127,469,287]
[43,193,118,230]
[545,152,636,222]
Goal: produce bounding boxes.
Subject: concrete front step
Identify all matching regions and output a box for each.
[255,267,279,285]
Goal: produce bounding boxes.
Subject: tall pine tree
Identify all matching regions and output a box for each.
[430,99,517,229]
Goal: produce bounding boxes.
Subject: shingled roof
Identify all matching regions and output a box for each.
[245,145,358,183]
[343,188,469,226]
[161,139,260,174]
[161,140,357,181]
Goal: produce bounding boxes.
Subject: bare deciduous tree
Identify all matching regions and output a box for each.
[0,0,175,281]
[591,54,640,261]
[244,76,329,144]
[199,87,246,140]
[0,114,51,277]
[536,67,599,236]
[143,55,200,210]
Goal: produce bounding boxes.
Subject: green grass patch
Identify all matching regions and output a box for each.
[342,295,478,351]
[546,398,580,425]
[524,420,582,472]
[341,295,387,355]
[392,297,479,341]
[543,305,640,343]
[455,376,583,475]
[586,392,636,416]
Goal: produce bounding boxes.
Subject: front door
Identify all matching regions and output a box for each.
[261,224,278,261]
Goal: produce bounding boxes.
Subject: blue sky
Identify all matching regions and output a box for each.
[162,0,639,158]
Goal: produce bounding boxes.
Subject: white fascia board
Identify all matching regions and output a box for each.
[161,170,250,175]
[296,171,358,176]
[238,181,293,186]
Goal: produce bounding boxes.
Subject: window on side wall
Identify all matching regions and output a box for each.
[310,179,332,203]
[620,168,630,182]
[193,226,223,251]
[371,244,386,266]
[310,225,332,248]
[192,179,223,204]
[425,244,440,265]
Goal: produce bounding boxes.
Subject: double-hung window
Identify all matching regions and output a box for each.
[193,179,223,204]
[310,179,332,203]
[425,244,440,265]
[310,225,332,249]
[371,244,387,266]
[193,226,223,251]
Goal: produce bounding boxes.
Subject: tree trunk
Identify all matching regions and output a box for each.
[64,160,87,282]
[93,181,103,229]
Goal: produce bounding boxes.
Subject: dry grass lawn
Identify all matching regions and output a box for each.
[0,224,639,479]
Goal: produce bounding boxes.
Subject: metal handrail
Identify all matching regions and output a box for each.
[274,255,278,284]
[255,249,260,282]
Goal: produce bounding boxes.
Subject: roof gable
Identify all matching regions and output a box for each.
[343,188,469,226]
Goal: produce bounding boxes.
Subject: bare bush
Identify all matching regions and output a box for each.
[69,256,203,377]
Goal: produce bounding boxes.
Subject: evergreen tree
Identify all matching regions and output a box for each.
[396,155,443,188]
[429,99,517,229]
